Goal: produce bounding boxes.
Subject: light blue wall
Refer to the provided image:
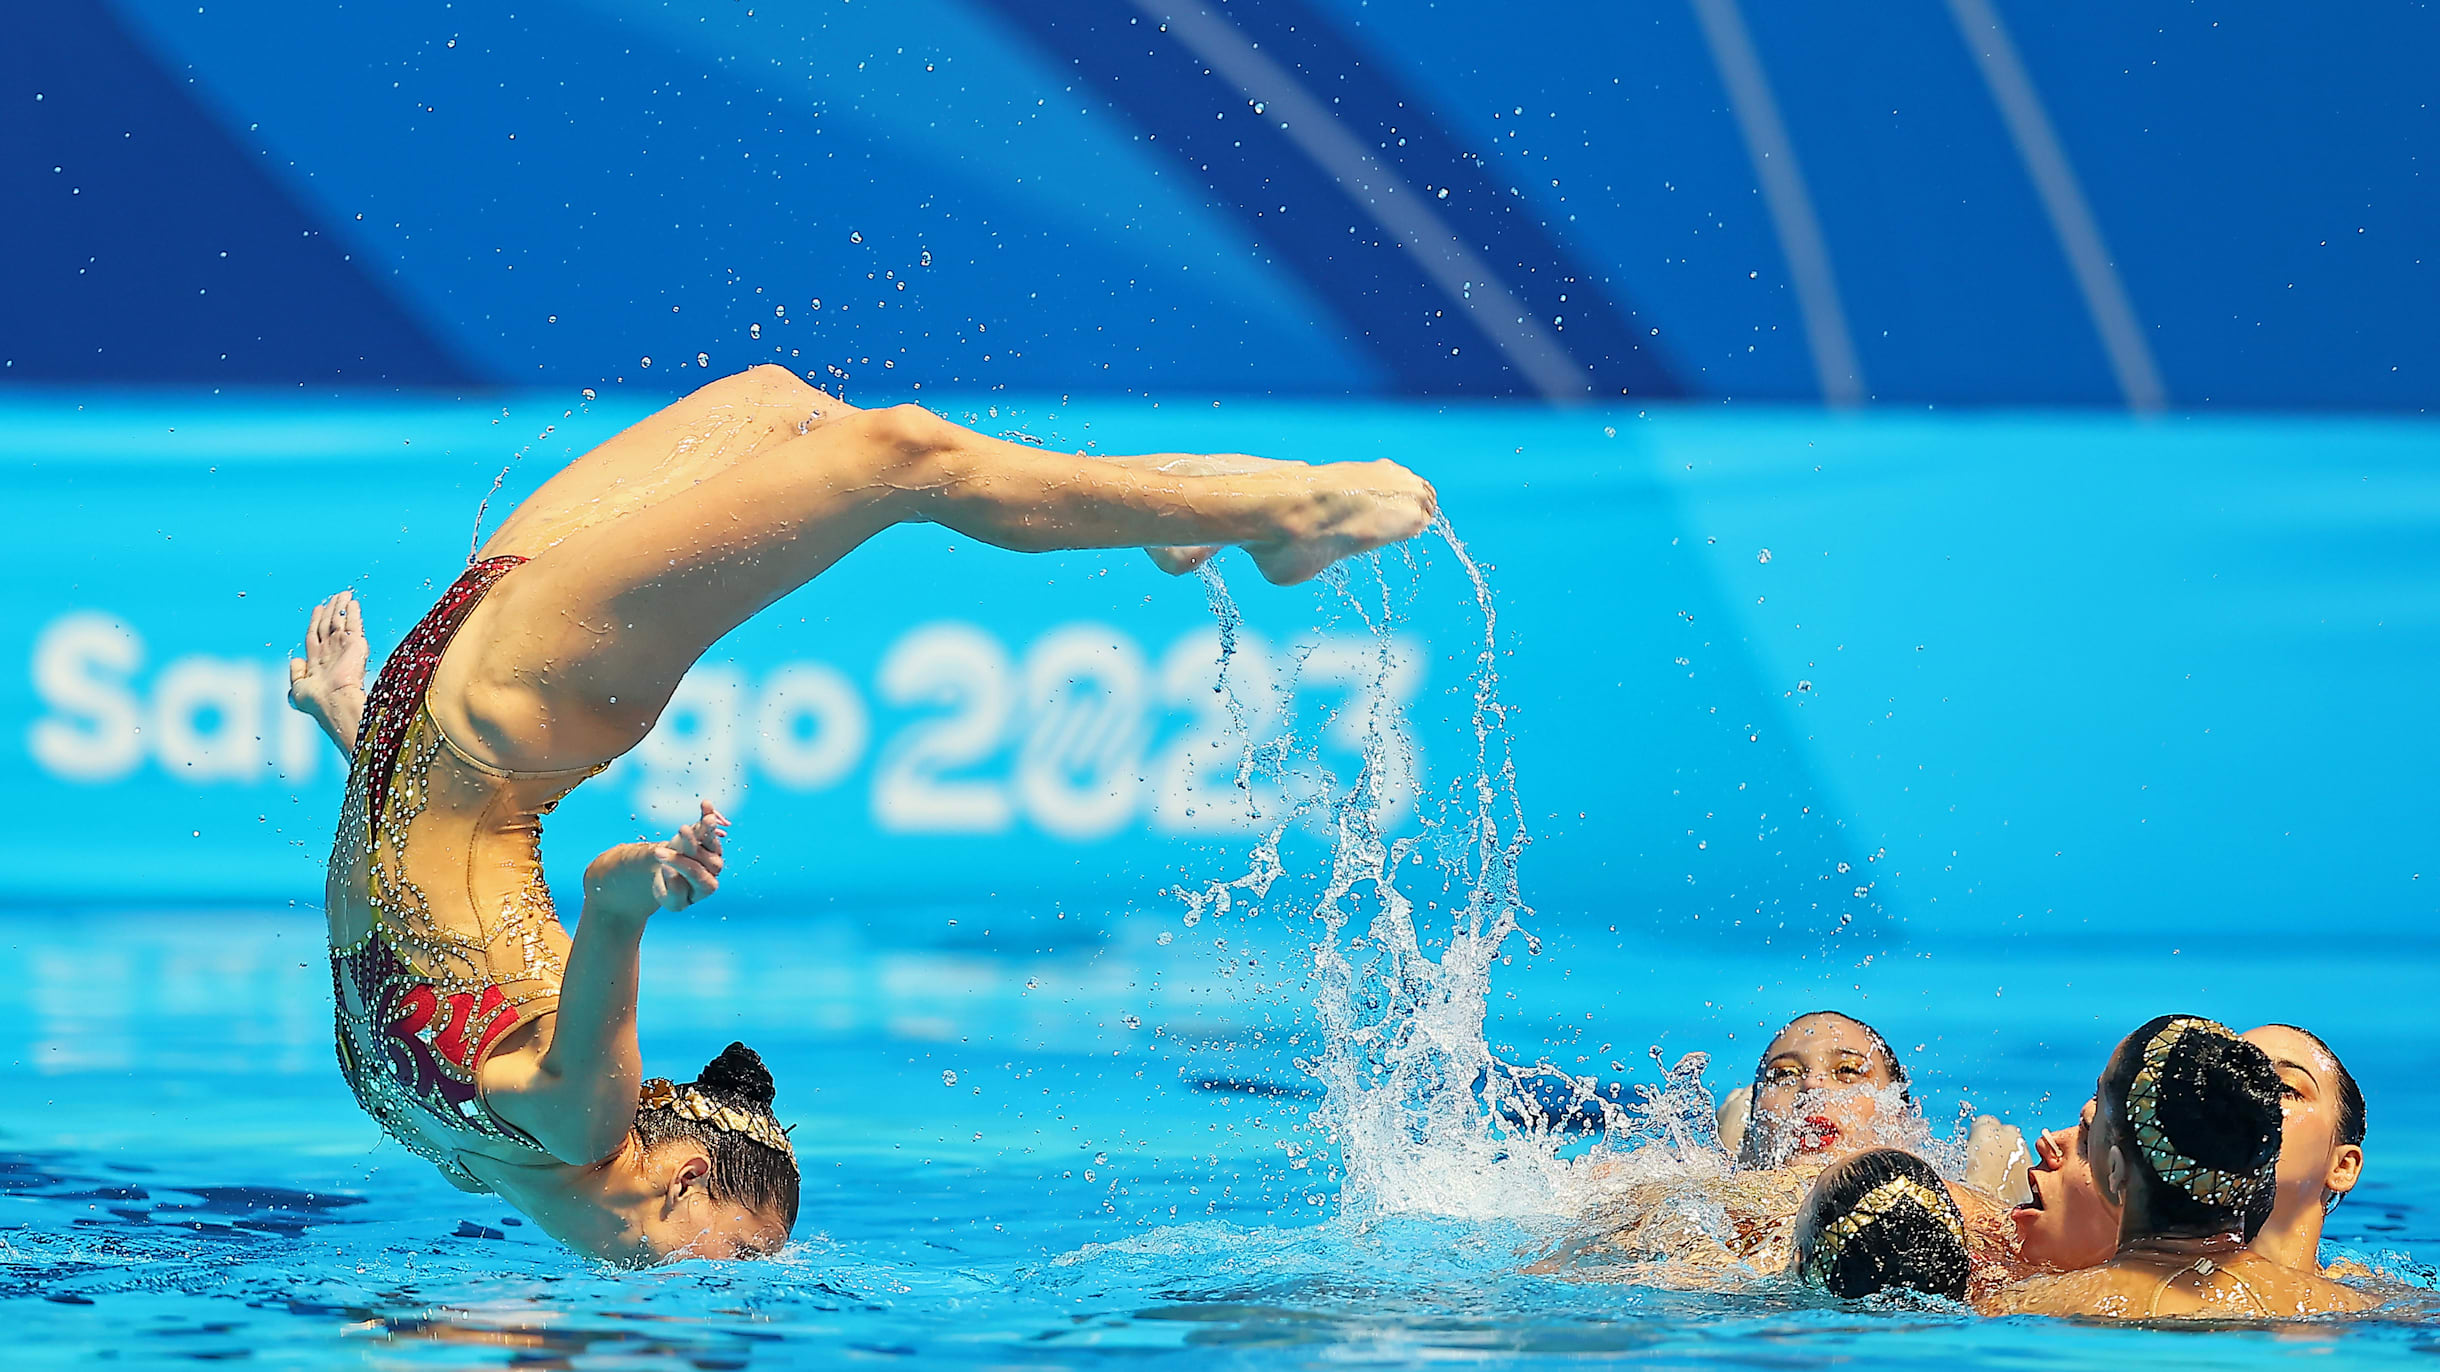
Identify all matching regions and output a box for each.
[7,393,2432,945]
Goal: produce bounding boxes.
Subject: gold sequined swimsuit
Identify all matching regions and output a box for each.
[326,556,604,1190]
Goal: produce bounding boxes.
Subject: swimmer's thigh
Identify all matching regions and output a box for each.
[478,366,857,558]
[434,409,919,772]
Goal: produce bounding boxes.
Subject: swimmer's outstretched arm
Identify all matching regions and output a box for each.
[482,802,728,1164]
[287,591,368,757]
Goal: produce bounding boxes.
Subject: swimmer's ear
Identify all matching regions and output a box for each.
[2098,1142,2131,1209]
[664,1151,714,1208]
[2326,1143,2365,1201]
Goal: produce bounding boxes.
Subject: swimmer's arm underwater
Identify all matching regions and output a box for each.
[287,590,368,758]
[480,802,729,1164]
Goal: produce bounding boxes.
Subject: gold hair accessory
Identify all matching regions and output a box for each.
[639,1077,794,1158]
[1799,1175,1963,1287]
[2124,1017,2269,1209]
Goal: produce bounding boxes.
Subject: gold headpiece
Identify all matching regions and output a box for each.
[2123,1017,2269,1209]
[1799,1175,1964,1288]
[639,1078,794,1158]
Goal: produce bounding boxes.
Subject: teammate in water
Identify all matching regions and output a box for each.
[1990,1016,2371,1318]
[284,366,1436,1264]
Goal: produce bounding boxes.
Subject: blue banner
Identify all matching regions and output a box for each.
[6,392,2435,943]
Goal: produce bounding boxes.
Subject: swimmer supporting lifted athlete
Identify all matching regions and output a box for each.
[284,367,1436,1264]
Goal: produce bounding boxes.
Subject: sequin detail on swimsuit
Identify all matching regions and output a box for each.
[328,556,581,1187]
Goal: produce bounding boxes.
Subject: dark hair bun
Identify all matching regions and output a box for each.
[697,1041,778,1110]
[2157,1029,2280,1174]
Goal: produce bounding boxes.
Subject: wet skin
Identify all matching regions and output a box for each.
[2241,1024,2366,1272]
[2011,1098,2120,1272]
[1743,1013,1910,1168]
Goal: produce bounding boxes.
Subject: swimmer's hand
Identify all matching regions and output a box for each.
[584,801,729,920]
[287,590,368,758]
[1964,1115,2032,1205]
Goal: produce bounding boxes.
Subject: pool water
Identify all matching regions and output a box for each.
[7,901,2437,1369]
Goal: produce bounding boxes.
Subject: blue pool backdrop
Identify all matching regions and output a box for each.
[4,393,2433,951]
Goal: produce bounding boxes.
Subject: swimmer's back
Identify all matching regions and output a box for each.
[1988,1253,2373,1319]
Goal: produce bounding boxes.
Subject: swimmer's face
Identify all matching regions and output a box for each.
[2012,1097,2120,1270]
[1746,1013,1905,1167]
[2241,1025,2364,1223]
[585,1140,791,1267]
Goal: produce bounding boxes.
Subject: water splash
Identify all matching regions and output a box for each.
[1179,519,1593,1226]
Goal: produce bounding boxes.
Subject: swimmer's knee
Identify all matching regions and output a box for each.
[689,364,818,412]
[840,404,955,485]
[737,363,817,404]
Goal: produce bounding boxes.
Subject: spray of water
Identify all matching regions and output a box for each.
[1174,518,1634,1226]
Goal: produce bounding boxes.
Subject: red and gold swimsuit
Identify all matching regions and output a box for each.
[326,556,602,1190]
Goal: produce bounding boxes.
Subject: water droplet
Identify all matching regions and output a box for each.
[581,388,597,401]
[1182,911,1201,927]
[749,323,762,339]
[1157,931,1174,946]
[639,356,653,368]
[849,230,864,244]
[695,352,711,368]
[1756,548,1772,564]
[940,1069,958,1087]
[1122,1014,1141,1029]
[919,249,933,267]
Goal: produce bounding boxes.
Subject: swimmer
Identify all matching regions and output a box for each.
[1719,1012,2026,1196]
[1989,1015,2372,1318]
[2011,1024,2369,1278]
[283,365,1436,1264]
[1789,1147,1974,1303]
[1563,1012,2022,1283]
[2009,1097,2120,1273]
[2240,1024,2368,1273]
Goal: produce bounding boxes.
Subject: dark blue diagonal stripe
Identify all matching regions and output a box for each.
[982,0,1680,399]
[0,1,474,386]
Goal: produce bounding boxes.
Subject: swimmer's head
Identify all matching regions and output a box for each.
[2241,1024,2367,1224]
[1790,1147,1972,1302]
[2092,1016,2280,1242]
[596,1042,800,1265]
[2012,1096,2120,1271]
[1739,1011,1917,1169]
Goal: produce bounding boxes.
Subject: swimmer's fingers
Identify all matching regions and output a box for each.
[654,848,720,911]
[1146,545,1221,576]
[307,596,332,657]
[672,822,724,875]
[288,657,309,686]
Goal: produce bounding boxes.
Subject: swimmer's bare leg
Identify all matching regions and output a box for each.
[479,366,861,560]
[437,387,1437,772]
[286,590,368,757]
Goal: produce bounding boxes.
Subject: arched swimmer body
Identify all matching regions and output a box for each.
[284,367,1436,1264]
